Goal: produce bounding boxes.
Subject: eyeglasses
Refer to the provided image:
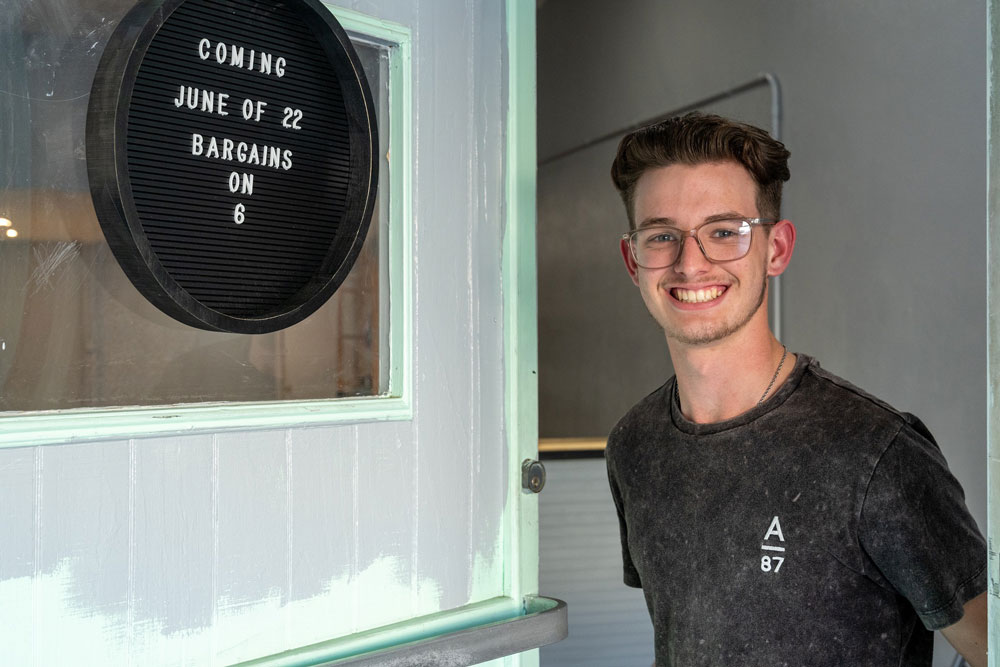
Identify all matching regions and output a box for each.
[622,218,776,269]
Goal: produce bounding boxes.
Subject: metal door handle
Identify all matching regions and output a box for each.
[521,459,546,493]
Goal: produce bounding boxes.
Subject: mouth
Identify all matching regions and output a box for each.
[670,286,727,304]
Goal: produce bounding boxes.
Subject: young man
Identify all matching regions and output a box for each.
[605,113,988,666]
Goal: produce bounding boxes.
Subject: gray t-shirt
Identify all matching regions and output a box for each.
[605,354,986,667]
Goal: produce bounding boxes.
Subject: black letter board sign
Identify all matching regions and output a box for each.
[87,0,378,334]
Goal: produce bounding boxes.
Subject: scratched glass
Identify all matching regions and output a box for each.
[0,15,390,410]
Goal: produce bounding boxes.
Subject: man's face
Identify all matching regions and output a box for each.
[624,161,772,346]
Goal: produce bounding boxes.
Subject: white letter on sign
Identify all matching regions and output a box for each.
[191,133,204,156]
[228,172,254,195]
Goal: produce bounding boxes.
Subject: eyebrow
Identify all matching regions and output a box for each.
[636,211,747,229]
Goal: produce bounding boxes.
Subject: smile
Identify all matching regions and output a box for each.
[671,286,726,303]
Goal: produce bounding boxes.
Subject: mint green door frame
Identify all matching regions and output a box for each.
[503,0,540,617]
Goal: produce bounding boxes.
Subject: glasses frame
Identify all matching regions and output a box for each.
[622,218,777,269]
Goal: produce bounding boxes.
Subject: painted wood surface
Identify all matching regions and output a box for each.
[987,2,1000,662]
[0,0,517,663]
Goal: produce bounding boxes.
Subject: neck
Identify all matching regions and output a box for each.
[667,317,795,424]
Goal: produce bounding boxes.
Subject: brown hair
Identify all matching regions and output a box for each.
[610,112,791,228]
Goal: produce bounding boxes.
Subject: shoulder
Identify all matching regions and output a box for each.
[796,358,931,440]
[771,356,943,476]
[801,359,904,419]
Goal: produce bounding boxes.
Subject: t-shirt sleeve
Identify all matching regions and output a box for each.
[606,448,642,588]
[858,422,987,630]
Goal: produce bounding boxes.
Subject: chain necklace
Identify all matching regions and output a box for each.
[758,346,788,405]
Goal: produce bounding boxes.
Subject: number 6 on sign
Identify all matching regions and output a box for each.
[761,555,784,573]
[234,203,246,224]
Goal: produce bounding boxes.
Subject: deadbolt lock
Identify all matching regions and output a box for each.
[521,459,546,494]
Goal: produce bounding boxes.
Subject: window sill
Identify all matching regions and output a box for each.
[0,395,412,448]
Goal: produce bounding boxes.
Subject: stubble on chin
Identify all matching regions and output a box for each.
[662,276,769,346]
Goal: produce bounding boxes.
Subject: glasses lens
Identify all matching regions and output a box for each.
[632,226,680,268]
[700,220,752,261]
[630,220,755,267]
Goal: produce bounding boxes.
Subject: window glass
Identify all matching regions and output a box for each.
[0,1,391,411]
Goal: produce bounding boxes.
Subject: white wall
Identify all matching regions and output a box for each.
[985,1,999,660]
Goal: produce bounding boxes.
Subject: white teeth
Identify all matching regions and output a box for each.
[674,287,724,303]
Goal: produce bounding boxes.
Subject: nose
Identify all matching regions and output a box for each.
[672,234,711,276]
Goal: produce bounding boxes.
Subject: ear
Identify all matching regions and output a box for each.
[620,237,640,286]
[766,219,796,277]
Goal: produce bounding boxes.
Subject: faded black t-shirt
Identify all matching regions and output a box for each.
[605,354,986,667]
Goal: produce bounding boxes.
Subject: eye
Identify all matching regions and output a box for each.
[641,228,679,245]
[704,220,749,242]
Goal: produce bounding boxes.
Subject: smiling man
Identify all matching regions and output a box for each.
[604,113,988,666]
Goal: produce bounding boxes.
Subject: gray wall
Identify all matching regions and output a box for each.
[537,0,986,529]
[537,1,987,665]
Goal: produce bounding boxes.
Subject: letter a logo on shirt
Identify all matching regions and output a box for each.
[763,516,784,542]
[759,516,786,573]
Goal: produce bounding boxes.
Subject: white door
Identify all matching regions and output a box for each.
[0,1,556,665]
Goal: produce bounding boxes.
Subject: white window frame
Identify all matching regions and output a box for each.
[0,6,413,448]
